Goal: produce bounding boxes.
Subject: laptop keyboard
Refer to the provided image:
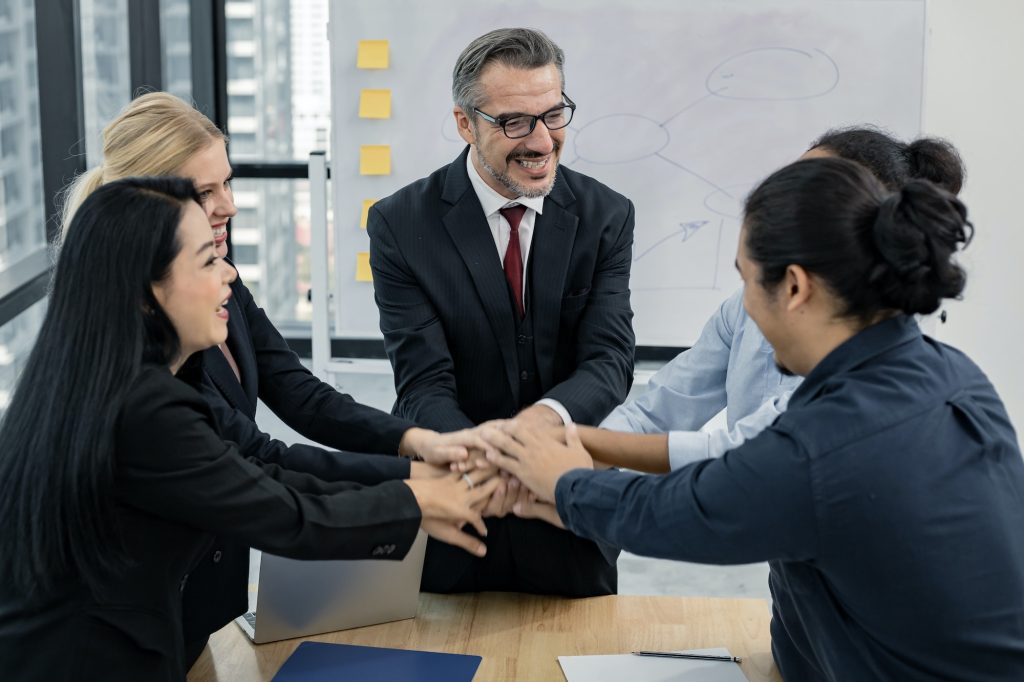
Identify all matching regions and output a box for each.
[243,611,257,628]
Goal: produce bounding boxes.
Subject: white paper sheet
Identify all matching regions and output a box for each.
[558,647,749,682]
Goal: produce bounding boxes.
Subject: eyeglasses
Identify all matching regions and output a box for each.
[474,92,576,139]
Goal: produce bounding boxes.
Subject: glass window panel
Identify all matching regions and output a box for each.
[227,17,254,42]
[0,0,46,272]
[0,297,46,418]
[229,178,313,325]
[78,0,131,167]
[0,29,15,68]
[224,0,330,162]
[160,0,192,102]
[228,95,255,117]
[231,243,258,264]
[228,55,255,80]
[228,132,257,157]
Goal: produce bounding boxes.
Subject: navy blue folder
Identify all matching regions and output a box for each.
[271,641,482,681]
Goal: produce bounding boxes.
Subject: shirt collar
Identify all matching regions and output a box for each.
[465,150,545,218]
[788,315,922,410]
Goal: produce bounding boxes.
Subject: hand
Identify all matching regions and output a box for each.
[403,469,502,557]
[409,461,451,479]
[479,473,533,519]
[514,404,564,429]
[399,426,494,467]
[512,495,566,530]
[444,421,511,473]
[479,421,593,503]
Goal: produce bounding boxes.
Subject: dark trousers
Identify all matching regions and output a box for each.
[421,516,617,597]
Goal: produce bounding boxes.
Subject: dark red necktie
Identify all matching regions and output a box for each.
[499,205,526,319]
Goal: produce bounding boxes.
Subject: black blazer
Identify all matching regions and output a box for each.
[183,275,417,645]
[201,274,415,454]
[0,367,421,682]
[368,147,636,431]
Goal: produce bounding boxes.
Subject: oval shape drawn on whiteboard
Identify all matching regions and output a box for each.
[573,114,670,165]
[705,47,839,101]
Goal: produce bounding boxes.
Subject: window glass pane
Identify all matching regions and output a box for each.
[224,0,330,161]
[0,0,46,272]
[229,178,313,324]
[78,0,131,167]
[0,297,46,418]
[160,0,192,102]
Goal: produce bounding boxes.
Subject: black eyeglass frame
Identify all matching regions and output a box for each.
[473,92,577,139]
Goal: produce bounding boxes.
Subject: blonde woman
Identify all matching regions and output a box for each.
[60,92,494,665]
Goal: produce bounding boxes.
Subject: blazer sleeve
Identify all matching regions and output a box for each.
[234,280,418,453]
[115,370,422,561]
[201,383,411,485]
[368,206,477,432]
[543,199,636,425]
[555,425,817,565]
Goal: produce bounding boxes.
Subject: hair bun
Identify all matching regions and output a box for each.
[869,180,972,315]
[905,137,965,194]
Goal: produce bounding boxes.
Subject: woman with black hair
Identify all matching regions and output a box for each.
[481,158,1024,680]
[0,177,500,681]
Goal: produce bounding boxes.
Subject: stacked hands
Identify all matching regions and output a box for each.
[400,406,596,558]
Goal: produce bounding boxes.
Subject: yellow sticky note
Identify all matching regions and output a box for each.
[360,145,391,175]
[355,252,373,282]
[357,40,389,69]
[360,199,377,229]
[359,89,391,119]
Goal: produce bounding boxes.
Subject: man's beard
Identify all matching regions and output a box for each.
[476,142,561,198]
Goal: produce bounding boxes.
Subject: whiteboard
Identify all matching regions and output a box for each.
[328,0,925,346]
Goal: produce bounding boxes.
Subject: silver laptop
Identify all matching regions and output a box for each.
[235,530,428,644]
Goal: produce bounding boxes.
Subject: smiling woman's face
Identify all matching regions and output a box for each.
[151,201,236,364]
[176,141,236,258]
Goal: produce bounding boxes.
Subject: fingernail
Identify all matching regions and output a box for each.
[513,503,522,515]
[476,545,487,556]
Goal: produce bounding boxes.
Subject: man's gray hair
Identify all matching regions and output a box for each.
[452,28,565,114]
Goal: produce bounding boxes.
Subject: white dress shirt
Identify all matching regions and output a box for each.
[465,153,571,425]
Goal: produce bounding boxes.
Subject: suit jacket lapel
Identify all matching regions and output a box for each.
[442,148,520,402]
[226,290,260,404]
[530,176,578,388]
[204,293,257,417]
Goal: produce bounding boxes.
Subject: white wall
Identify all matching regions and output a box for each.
[924,1,1024,431]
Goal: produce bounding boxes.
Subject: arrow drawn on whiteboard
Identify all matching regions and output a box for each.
[633,220,709,262]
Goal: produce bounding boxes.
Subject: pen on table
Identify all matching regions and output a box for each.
[632,651,743,663]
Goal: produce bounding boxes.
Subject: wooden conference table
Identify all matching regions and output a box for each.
[187,592,782,681]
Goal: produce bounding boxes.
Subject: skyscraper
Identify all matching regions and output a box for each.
[226,0,295,321]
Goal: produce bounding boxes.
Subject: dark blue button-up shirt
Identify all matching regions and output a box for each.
[557,316,1024,680]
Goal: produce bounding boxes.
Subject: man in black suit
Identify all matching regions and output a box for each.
[368,28,635,596]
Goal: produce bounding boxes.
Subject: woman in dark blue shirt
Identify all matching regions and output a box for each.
[482,157,1024,680]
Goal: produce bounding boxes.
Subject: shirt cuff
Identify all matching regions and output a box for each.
[536,398,573,425]
[667,430,712,471]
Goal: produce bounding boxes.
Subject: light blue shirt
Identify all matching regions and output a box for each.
[601,288,801,469]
